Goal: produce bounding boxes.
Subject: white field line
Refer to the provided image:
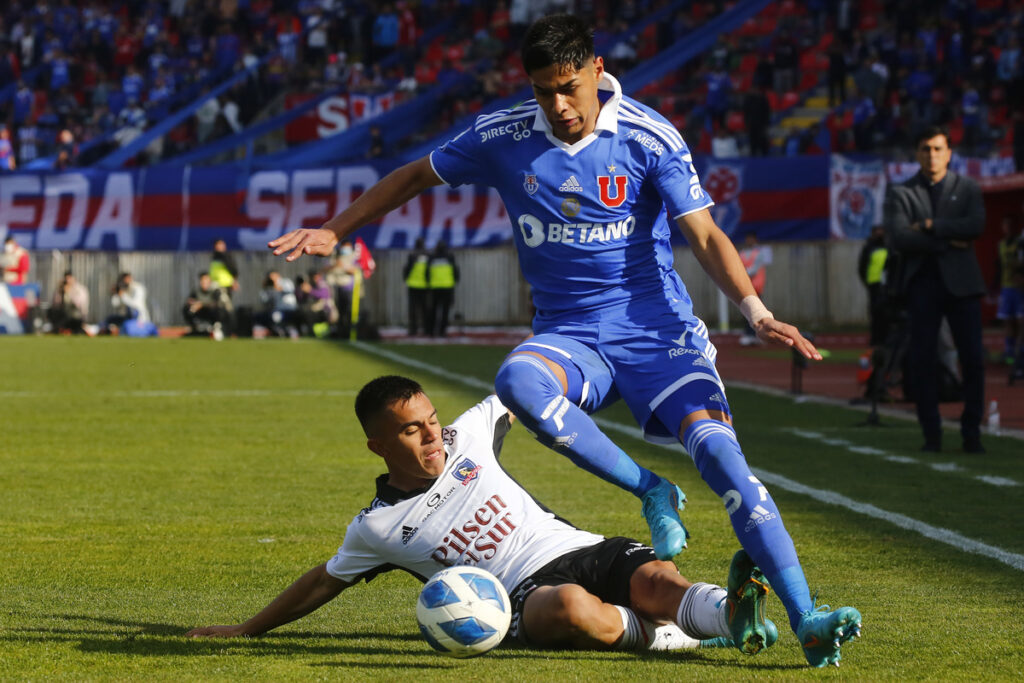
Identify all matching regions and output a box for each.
[0,389,359,399]
[352,341,1024,573]
[782,428,1019,487]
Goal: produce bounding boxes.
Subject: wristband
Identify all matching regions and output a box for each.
[740,295,773,326]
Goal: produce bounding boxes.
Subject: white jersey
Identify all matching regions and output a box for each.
[325,396,604,592]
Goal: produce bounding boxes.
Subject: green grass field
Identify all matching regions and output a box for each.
[2,337,1023,681]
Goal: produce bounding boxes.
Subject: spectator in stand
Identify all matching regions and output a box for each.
[2,236,30,285]
[0,128,15,171]
[55,129,77,170]
[371,4,400,66]
[704,63,731,130]
[324,243,359,334]
[852,89,877,151]
[16,119,39,167]
[12,80,34,126]
[960,81,982,152]
[184,272,232,338]
[50,271,89,335]
[743,86,771,157]
[827,41,847,107]
[195,91,221,144]
[772,30,798,94]
[427,240,458,337]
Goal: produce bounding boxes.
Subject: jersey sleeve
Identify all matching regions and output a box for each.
[429,124,485,187]
[324,515,390,583]
[649,138,715,219]
[447,395,513,458]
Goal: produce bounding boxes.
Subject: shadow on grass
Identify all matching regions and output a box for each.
[5,612,807,670]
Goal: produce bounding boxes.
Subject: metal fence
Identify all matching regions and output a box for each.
[23,240,869,329]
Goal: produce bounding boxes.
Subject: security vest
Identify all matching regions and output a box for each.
[865,247,887,285]
[209,259,235,289]
[406,254,429,289]
[429,257,455,289]
[999,238,1021,288]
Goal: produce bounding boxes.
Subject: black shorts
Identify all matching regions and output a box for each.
[507,536,658,646]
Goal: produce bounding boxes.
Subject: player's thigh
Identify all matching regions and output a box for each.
[505,334,618,411]
[521,584,615,646]
[601,314,732,443]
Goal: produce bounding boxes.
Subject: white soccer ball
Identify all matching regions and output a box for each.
[416,566,511,658]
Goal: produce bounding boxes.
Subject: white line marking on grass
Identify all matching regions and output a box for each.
[976,475,1020,487]
[1,389,359,399]
[749,469,1024,571]
[353,343,1024,572]
[883,455,919,464]
[781,428,1018,487]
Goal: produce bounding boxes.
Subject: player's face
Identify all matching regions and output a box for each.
[529,57,604,144]
[916,134,951,182]
[369,393,446,490]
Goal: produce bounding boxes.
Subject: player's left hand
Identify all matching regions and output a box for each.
[268,227,339,261]
[754,317,822,361]
[185,624,247,638]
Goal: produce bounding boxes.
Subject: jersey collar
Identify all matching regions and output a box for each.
[374,473,432,504]
[532,71,622,155]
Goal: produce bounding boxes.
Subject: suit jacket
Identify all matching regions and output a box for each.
[883,171,986,297]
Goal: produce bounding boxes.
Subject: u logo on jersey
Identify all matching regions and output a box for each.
[597,175,628,207]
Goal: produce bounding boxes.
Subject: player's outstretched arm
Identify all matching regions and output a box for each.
[269,155,444,262]
[186,563,349,638]
[676,209,821,361]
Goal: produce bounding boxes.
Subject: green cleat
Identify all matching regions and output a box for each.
[725,549,772,655]
[699,618,778,649]
[797,602,862,667]
[640,478,689,560]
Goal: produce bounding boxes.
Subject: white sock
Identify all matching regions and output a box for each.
[675,582,730,639]
[614,605,646,650]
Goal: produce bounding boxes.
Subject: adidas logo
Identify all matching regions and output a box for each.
[708,392,725,403]
[559,175,584,193]
[401,525,419,544]
[744,505,777,532]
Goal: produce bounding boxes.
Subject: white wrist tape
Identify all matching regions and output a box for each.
[740,295,773,326]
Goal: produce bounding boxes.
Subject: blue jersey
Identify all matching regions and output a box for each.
[430,72,714,321]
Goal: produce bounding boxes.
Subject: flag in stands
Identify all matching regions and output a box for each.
[355,237,375,279]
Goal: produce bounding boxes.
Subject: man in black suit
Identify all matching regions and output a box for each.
[884,126,987,453]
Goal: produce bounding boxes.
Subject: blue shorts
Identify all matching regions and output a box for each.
[513,294,729,444]
[997,287,1024,320]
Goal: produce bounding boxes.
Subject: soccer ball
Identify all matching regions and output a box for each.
[416,566,511,658]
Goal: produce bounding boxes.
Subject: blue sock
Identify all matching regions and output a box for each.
[495,354,660,497]
[683,419,812,631]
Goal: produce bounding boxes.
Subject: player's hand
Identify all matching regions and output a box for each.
[185,624,247,638]
[268,228,339,262]
[753,317,822,361]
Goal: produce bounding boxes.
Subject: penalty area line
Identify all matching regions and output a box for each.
[352,342,1024,573]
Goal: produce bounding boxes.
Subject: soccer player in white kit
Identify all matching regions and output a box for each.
[269,15,860,667]
[187,376,777,653]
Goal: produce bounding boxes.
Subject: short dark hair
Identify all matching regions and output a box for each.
[915,125,950,148]
[355,375,424,435]
[521,14,594,75]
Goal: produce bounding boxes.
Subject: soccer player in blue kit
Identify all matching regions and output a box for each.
[270,14,861,667]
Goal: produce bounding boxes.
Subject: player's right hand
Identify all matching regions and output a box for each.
[268,227,339,261]
[185,624,247,638]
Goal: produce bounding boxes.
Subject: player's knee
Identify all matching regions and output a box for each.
[628,560,685,619]
[495,353,564,420]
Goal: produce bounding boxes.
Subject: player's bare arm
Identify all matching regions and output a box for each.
[269,156,444,262]
[676,209,821,361]
[186,563,349,638]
